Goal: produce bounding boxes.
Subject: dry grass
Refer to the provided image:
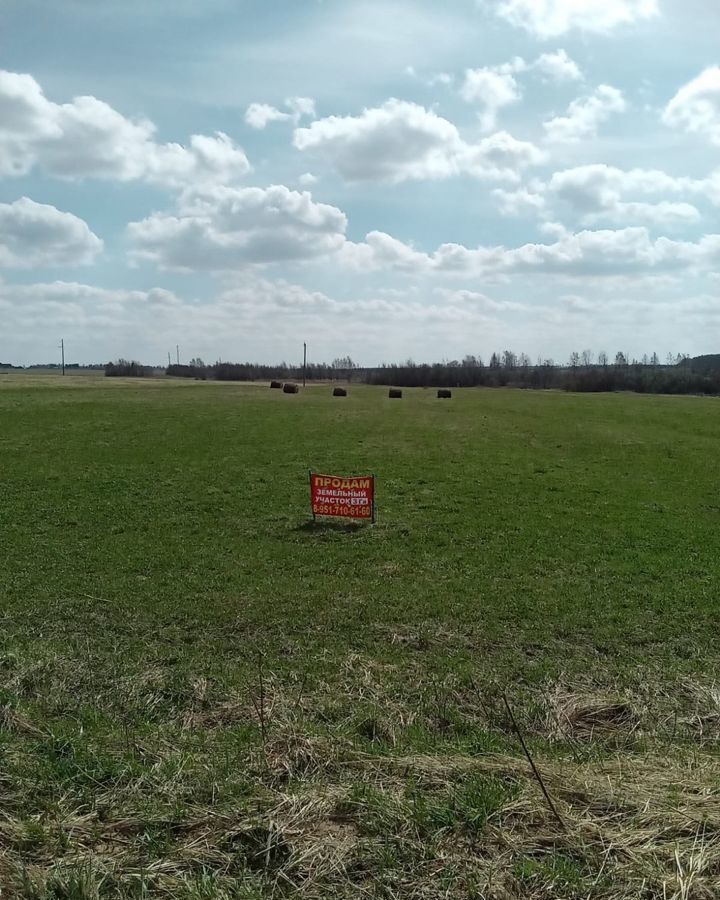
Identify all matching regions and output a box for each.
[2,670,720,899]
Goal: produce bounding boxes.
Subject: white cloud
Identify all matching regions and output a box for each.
[459,52,581,127]
[429,72,454,87]
[293,100,460,182]
[128,184,348,270]
[540,221,569,240]
[462,131,546,180]
[533,49,582,82]
[602,201,701,227]
[298,172,318,186]
[0,198,102,267]
[0,281,188,364]
[338,230,430,272]
[548,164,701,226]
[485,228,719,276]
[436,288,529,313]
[406,67,454,87]
[152,132,250,187]
[345,225,720,278]
[245,96,316,130]
[293,99,542,183]
[287,97,316,119]
[461,61,524,131]
[4,272,718,369]
[663,67,720,146]
[0,275,527,367]
[511,163,720,232]
[701,170,720,206]
[245,103,292,129]
[544,85,627,142]
[0,69,250,186]
[484,0,659,38]
[492,186,547,217]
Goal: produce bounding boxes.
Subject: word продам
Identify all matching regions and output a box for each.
[310,473,375,521]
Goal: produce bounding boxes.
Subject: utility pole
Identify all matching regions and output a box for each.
[303,342,307,388]
[60,338,65,376]
[176,345,180,365]
[168,352,171,368]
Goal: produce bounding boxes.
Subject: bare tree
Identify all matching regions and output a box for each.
[598,351,608,367]
[332,355,359,381]
[581,349,594,367]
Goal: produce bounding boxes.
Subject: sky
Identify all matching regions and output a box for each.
[1,0,719,366]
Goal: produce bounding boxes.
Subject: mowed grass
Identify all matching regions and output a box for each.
[2,376,720,898]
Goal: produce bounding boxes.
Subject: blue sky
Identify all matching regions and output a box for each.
[1,0,719,366]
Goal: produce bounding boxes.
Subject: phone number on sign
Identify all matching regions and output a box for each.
[312,503,372,518]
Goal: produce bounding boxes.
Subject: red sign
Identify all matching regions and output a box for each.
[310,472,375,522]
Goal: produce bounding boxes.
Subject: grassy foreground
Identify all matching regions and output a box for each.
[1,376,720,899]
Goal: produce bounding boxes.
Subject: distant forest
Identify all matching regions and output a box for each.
[156,352,720,397]
[6,353,720,396]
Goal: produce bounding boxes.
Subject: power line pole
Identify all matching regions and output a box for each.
[168,352,171,368]
[60,338,65,376]
[303,342,307,388]
[176,345,180,365]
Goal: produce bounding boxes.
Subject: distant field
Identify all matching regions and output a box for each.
[2,377,720,899]
[0,368,104,376]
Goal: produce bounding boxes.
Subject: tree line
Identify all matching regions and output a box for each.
[362,351,720,395]
[98,351,720,397]
[105,359,152,377]
[165,356,362,383]
[363,356,720,395]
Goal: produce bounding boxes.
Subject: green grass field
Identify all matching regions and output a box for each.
[2,377,720,899]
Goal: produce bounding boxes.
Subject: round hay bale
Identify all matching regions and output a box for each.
[283,383,299,394]
[437,389,452,399]
[389,388,403,399]
[333,387,347,397]
[270,380,283,389]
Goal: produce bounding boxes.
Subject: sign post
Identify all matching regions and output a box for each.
[310,472,376,523]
